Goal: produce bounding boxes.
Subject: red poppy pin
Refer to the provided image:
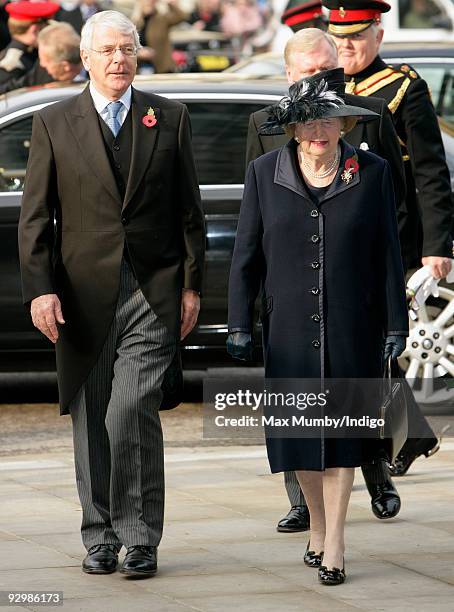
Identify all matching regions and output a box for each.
[142,107,157,128]
[341,154,359,185]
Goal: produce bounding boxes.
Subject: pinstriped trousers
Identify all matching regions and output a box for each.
[69,259,175,551]
[284,471,306,507]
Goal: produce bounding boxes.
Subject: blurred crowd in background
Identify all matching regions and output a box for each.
[0,0,284,80]
[0,0,451,94]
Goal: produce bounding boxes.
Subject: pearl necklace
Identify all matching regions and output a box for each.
[299,145,340,180]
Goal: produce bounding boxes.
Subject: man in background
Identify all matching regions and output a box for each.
[323,0,452,476]
[0,1,59,85]
[0,21,83,94]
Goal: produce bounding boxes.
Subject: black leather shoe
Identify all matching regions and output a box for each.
[389,430,449,477]
[120,545,157,578]
[318,560,346,585]
[82,544,120,574]
[304,541,323,568]
[367,479,401,519]
[277,505,310,532]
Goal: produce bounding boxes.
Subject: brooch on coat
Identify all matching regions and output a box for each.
[142,107,158,128]
[341,154,359,184]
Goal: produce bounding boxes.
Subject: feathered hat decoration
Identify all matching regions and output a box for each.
[259,68,378,134]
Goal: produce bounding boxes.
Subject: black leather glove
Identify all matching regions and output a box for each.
[226,332,254,361]
[383,335,406,361]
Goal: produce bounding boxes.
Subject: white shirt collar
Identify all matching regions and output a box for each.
[89,82,132,115]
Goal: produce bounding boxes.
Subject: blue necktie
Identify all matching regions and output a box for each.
[105,101,123,138]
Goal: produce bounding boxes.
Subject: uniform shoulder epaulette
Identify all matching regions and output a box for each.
[0,47,25,73]
[389,63,419,80]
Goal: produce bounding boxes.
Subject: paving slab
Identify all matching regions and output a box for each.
[0,434,454,612]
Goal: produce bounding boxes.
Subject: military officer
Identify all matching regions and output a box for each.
[245,27,406,532]
[0,1,59,85]
[0,21,83,95]
[323,0,451,476]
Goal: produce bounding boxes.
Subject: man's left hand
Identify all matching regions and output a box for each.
[421,256,452,279]
[180,289,200,340]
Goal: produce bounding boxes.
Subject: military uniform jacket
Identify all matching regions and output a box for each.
[0,39,37,85]
[246,92,407,227]
[345,55,453,269]
[0,61,54,94]
[18,86,205,414]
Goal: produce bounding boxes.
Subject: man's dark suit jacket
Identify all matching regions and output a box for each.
[18,85,205,414]
[246,93,407,224]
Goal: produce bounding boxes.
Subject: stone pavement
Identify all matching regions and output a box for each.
[0,440,454,611]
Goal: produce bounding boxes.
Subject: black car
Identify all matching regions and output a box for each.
[3,70,454,407]
[0,74,286,372]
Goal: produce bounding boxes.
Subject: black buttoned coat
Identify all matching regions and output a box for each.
[228,139,408,471]
[18,86,205,415]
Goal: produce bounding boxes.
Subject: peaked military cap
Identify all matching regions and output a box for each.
[281,0,326,31]
[322,0,390,36]
[6,1,59,22]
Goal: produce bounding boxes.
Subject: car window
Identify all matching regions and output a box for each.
[399,0,452,30]
[185,101,266,184]
[0,116,33,192]
[412,63,454,126]
[0,100,268,192]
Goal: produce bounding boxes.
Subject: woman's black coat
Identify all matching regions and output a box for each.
[228,139,409,471]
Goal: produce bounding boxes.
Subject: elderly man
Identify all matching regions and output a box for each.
[0,22,83,94]
[0,1,59,84]
[323,0,451,476]
[18,10,205,577]
[245,27,406,531]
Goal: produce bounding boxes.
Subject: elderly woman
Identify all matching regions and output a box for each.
[227,68,408,585]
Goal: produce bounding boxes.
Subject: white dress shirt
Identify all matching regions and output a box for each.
[89,83,132,128]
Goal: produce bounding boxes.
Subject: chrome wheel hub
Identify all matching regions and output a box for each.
[399,286,454,405]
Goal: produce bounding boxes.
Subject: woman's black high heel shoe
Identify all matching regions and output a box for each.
[318,559,346,585]
[303,542,324,568]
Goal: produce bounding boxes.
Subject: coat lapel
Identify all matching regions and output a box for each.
[123,88,159,211]
[274,139,312,201]
[65,86,122,204]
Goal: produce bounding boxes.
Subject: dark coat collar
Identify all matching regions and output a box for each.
[274,138,360,203]
[66,85,160,210]
[347,55,388,82]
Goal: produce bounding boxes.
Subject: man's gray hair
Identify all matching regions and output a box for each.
[80,10,141,52]
[284,28,338,66]
[38,22,81,65]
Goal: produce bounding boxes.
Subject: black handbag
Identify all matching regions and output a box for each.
[377,357,408,463]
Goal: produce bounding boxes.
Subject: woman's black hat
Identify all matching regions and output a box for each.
[261,67,378,132]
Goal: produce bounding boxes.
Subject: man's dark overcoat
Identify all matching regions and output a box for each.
[246,92,407,226]
[18,86,205,415]
[228,140,408,471]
